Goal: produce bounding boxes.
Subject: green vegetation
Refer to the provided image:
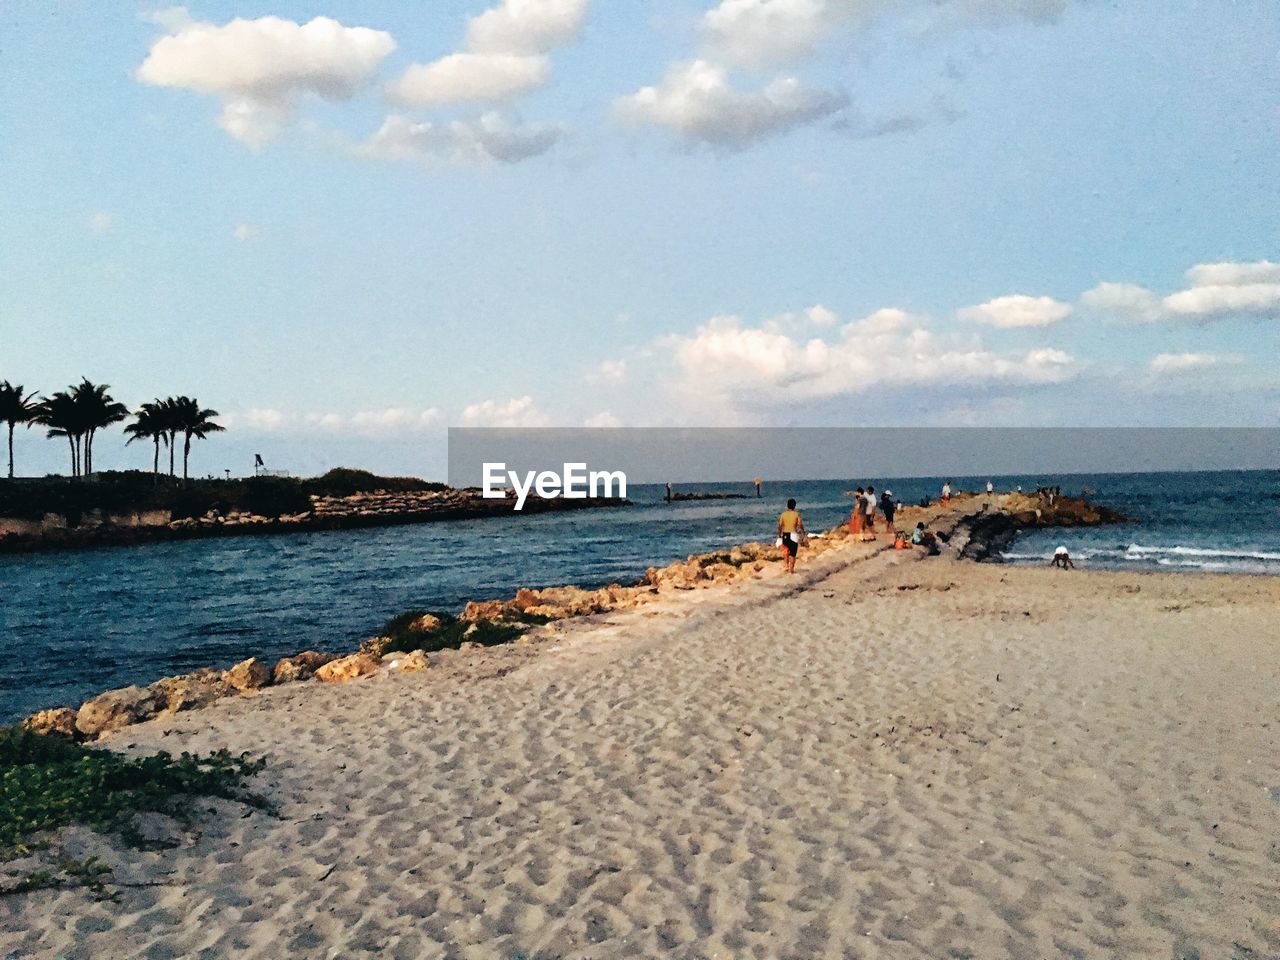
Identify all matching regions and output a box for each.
[374,609,550,657]
[0,725,266,860]
[302,467,447,497]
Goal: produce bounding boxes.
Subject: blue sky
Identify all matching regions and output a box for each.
[0,0,1276,478]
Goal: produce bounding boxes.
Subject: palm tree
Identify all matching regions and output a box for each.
[169,396,224,480]
[0,381,40,479]
[38,391,83,476]
[124,400,169,476]
[70,379,128,476]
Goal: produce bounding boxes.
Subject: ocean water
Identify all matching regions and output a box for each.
[1,470,1275,721]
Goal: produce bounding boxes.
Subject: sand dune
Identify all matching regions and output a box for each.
[5,535,1280,958]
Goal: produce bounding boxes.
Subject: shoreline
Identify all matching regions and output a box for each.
[5,497,1279,958]
[20,493,1115,738]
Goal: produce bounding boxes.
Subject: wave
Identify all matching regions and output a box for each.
[1125,543,1280,562]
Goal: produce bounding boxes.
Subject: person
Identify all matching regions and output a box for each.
[880,488,896,535]
[1051,545,1075,569]
[941,480,952,503]
[863,485,878,540]
[844,486,865,537]
[754,475,762,498]
[986,480,994,494]
[665,481,672,502]
[912,521,940,555]
[777,498,806,574]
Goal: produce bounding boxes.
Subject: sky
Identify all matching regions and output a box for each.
[0,0,1277,479]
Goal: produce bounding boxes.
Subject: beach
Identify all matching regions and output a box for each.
[5,522,1280,958]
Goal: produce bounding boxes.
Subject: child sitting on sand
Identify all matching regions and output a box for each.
[1051,545,1075,569]
[912,522,940,556]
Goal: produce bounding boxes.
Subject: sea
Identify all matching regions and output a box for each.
[1,469,1276,721]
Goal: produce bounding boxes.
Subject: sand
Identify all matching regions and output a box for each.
[5,526,1280,959]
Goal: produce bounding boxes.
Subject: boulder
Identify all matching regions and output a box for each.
[458,641,483,652]
[511,588,542,611]
[524,603,570,620]
[223,657,272,692]
[314,653,379,683]
[273,651,336,684]
[76,685,159,738]
[24,707,79,738]
[393,650,429,673]
[462,599,512,622]
[150,669,232,712]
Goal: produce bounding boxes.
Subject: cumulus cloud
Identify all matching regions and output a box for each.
[1082,260,1280,323]
[458,395,550,427]
[1148,353,1237,375]
[958,294,1072,328]
[357,113,563,164]
[615,60,846,149]
[660,310,1075,410]
[390,0,587,107]
[390,53,550,106]
[137,14,395,147]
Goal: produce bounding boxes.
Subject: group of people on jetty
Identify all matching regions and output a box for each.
[774,481,955,575]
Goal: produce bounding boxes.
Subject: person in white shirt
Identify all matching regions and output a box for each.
[986,480,994,494]
[1051,545,1075,569]
[942,481,952,503]
[863,485,878,540]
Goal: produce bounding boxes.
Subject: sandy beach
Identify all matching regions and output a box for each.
[5,525,1280,959]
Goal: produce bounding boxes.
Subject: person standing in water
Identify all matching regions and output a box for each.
[777,498,806,574]
[754,475,762,498]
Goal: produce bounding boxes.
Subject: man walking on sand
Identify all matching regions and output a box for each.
[863,485,878,540]
[777,498,806,574]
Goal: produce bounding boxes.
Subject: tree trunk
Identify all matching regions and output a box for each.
[183,433,191,480]
[153,436,160,475]
[169,434,176,477]
[67,436,76,477]
[85,429,94,477]
[7,422,12,479]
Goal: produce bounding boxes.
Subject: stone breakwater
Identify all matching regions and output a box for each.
[956,492,1131,562]
[0,488,628,553]
[19,493,1122,741]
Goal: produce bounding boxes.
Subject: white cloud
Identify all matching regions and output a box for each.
[357,113,563,164]
[88,212,113,233]
[390,0,587,108]
[1082,260,1280,323]
[615,60,846,149]
[458,395,550,427]
[703,0,849,68]
[232,223,257,241]
[588,359,627,384]
[137,15,395,147]
[660,310,1075,411]
[228,406,442,436]
[467,0,590,55]
[1185,260,1280,287]
[1148,353,1236,375]
[389,53,549,106]
[584,410,622,427]
[805,304,838,327]
[958,294,1072,328]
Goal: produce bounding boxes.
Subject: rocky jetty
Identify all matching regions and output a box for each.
[0,487,628,553]
[957,492,1130,562]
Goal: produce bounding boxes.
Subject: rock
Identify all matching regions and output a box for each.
[511,588,542,611]
[223,657,272,692]
[272,651,336,684]
[24,707,79,738]
[458,641,483,652]
[394,650,429,673]
[463,622,478,638]
[705,562,738,582]
[409,613,442,633]
[525,603,570,620]
[150,669,232,712]
[314,653,379,683]
[76,685,159,737]
[462,599,511,622]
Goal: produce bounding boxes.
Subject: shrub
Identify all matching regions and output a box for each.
[373,609,546,657]
[0,725,266,859]
[304,468,447,498]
